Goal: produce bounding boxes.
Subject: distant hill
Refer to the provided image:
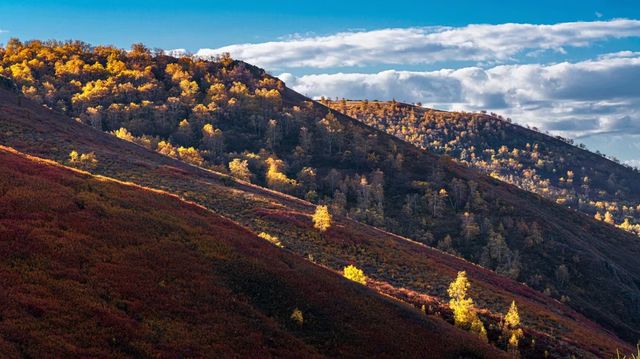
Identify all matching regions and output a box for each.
[322,99,640,237]
[0,40,639,354]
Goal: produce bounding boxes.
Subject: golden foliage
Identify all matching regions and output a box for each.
[265,157,298,193]
[290,308,304,325]
[258,232,282,248]
[229,158,252,182]
[343,265,366,285]
[448,271,488,342]
[112,127,134,142]
[312,205,332,232]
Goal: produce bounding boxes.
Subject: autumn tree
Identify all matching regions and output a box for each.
[228,158,252,182]
[201,123,224,158]
[343,264,366,285]
[177,146,204,166]
[447,271,487,340]
[503,301,524,356]
[69,150,98,169]
[290,308,304,325]
[319,111,344,154]
[604,211,616,225]
[312,205,332,232]
[112,127,134,142]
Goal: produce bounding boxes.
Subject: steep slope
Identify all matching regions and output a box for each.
[323,99,640,237]
[0,74,635,357]
[0,147,507,358]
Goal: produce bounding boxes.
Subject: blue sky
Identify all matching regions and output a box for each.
[1,0,640,165]
[2,0,638,51]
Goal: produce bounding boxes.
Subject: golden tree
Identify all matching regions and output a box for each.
[447,271,487,341]
[503,300,524,355]
[258,232,282,248]
[112,127,134,142]
[343,265,366,285]
[265,157,298,193]
[604,211,616,225]
[448,271,475,328]
[228,158,252,182]
[312,205,332,232]
[290,308,304,325]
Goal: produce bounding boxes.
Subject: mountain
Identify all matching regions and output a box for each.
[0,147,508,358]
[322,99,640,238]
[0,40,638,356]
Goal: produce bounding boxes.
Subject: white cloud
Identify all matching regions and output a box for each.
[625,159,640,168]
[280,54,640,138]
[195,19,640,69]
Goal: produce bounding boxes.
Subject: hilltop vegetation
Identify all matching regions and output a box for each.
[1,39,639,350]
[323,99,640,237]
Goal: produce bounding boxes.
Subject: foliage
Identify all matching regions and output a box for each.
[229,158,252,182]
[258,232,283,248]
[290,308,304,325]
[68,150,97,169]
[312,205,332,232]
[343,265,367,285]
[448,272,488,342]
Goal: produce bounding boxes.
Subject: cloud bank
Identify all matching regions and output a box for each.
[279,53,640,138]
[196,19,640,69]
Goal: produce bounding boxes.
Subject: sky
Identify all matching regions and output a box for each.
[1,0,640,166]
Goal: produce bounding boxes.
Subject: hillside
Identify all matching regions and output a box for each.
[0,40,638,354]
[0,81,633,359]
[0,147,508,358]
[322,99,640,237]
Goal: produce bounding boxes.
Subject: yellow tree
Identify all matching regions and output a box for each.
[503,301,524,355]
[448,271,475,328]
[228,158,252,182]
[112,127,134,142]
[312,205,332,232]
[343,265,366,285]
[604,211,616,225]
[448,271,487,341]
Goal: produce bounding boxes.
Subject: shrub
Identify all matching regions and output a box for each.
[343,265,366,285]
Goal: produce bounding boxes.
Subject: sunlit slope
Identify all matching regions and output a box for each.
[0,147,509,358]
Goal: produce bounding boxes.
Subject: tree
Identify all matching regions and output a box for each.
[290,308,304,325]
[604,211,616,225]
[319,111,344,154]
[594,212,603,221]
[343,264,366,285]
[312,205,332,232]
[471,317,488,343]
[504,300,521,329]
[69,150,79,163]
[112,127,134,142]
[228,158,252,182]
[201,123,224,158]
[265,157,298,193]
[448,271,475,328]
[177,146,204,166]
[258,232,282,248]
[69,150,98,169]
[447,271,489,342]
[503,301,524,356]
